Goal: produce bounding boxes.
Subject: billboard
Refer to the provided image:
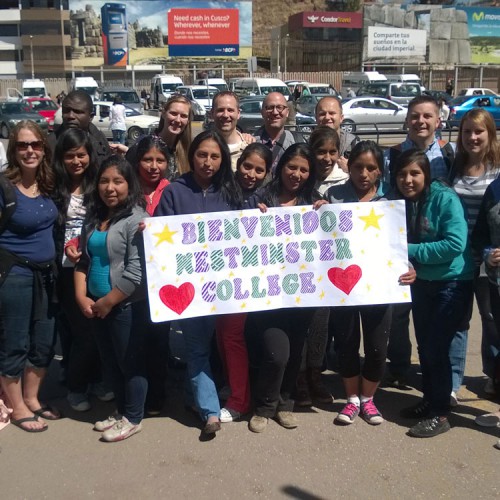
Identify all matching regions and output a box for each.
[68,0,252,67]
[167,8,239,56]
[460,7,500,63]
[367,27,427,58]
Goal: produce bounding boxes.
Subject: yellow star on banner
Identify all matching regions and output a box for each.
[200,276,204,282]
[399,227,405,234]
[203,243,208,249]
[366,284,372,292]
[161,265,166,272]
[148,255,154,262]
[241,239,246,244]
[211,305,216,313]
[317,275,323,282]
[340,298,346,304]
[195,215,202,221]
[299,264,307,270]
[301,207,307,213]
[295,297,301,304]
[240,302,247,309]
[266,299,271,305]
[359,207,384,230]
[360,249,365,255]
[390,202,395,209]
[387,260,393,268]
[332,231,338,238]
[154,224,178,245]
[319,290,325,299]
[229,271,234,278]
[403,292,409,299]
[260,269,265,275]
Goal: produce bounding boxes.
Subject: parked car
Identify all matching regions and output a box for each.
[448,94,500,128]
[175,85,219,120]
[423,90,453,104]
[23,97,59,131]
[340,97,407,133]
[357,82,421,106]
[96,87,143,112]
[0,100,48,138]
[294,93,336,116]
[54,101,159,143]
[457,88,498,97]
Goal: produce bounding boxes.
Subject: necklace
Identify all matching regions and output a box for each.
[32,182,38,196]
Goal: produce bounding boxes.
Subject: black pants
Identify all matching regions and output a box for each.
[330,304,392,382]
[245,308,313,418]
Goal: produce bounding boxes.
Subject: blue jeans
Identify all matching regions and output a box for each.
[181,316,220,421]
[93,301,148,424]
[412,279,473,417]
[387,303,413,377]
[0,272,56,378]
[488,283,500,377]
[112,129,126,145]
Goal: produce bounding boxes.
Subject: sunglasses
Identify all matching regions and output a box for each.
[15,141,44,152]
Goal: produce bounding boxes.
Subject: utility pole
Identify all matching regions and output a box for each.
[30,35,34,79]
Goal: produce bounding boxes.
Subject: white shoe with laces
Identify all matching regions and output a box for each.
[101,417,142,442]
[220,407,241,423]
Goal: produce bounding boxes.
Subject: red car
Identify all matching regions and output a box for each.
[23,97,59,131]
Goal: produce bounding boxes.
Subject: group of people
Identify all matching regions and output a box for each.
[0,88,498,448]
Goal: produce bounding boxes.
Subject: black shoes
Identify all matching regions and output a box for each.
[409,417,451,438]
[400,400,431,419]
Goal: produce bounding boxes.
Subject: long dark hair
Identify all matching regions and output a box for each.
[85,155,145,229]
[134,135,171,182]
[52,128,98,217]
[188,130,243,209]
[347,140,385,177]
[235,142,272,191]
[259,143,319,207]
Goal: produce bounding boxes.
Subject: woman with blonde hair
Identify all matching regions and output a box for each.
[449,108,500,403]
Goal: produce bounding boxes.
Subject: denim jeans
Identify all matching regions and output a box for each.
[93,300,148,424]
[0,272,56,378]
[112,129,126,145]
[412,279,473,417]
[386,303,413,377]
[488,283,500,377]
[181,316,220,421]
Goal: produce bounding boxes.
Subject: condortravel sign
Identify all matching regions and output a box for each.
[289,11,363,29]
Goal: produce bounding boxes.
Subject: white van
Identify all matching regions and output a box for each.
[234,78,291,100]
[341,72,387,96]
[385,74,425,91]
[196,78,228,93]
[71,77,99,100]
[22,79,48,98]
[151,74,184,109]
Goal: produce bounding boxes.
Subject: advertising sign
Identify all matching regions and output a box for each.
[300,11,363,29]
[459,7,500,64]
[167,8,239,57]
[143,202,411,322]
[367,27,427,58]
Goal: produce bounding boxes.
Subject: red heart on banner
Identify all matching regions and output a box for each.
[327,265,362,295]
[159,283,195,315]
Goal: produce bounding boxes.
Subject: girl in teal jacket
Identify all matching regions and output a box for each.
[394,149,474,438]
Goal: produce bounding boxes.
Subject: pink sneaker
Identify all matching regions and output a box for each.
[361,399,384,425]
[335,402,359,425]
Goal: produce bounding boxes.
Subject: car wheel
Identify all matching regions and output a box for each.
[1,123,9,139]
[127,126,142,143]
[340,120,356,133]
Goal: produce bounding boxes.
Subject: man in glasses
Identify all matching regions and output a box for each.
[47,90,110,164]
[255,92,300,172]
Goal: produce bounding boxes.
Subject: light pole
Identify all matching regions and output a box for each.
[29,35,34,79]
[284,34,289,75]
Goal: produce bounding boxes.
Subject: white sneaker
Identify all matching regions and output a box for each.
[475,410,500,428]
[102,417,142,442]
[220,407,241,423]
[450,391,458,407]
[94,414,121,432]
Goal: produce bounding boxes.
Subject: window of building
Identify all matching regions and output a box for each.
[0,25,19,37]
[0,0,19,9]
[0,50,20,62]
[21,20,61,35]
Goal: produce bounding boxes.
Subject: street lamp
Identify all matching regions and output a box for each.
[29,35,34,79]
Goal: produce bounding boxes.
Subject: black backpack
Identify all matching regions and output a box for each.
[0,173,17,235]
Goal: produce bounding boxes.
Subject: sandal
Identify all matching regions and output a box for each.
[32,405,61,421]
[11,415,48,433]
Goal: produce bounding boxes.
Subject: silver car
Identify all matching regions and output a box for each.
[340,97,407,133]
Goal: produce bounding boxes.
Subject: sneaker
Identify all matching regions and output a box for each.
[295,371,312,407]
[408,416,451,438]
[360,399,384,425]
[450,391,458,407]
[495,439,500,450]
[275,411,298,429]
[484,378,496,396]
[249,415,268,433]
[220,407,241,423]
[400,400,431,419]
[90,382,115,402]
[94,414,121,432]
[474,410,500,428]
[101,416,142,442]
[67,392,91,412]
[335,402,360,425]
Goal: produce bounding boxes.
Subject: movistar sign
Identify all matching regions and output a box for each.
[472,11,500,21]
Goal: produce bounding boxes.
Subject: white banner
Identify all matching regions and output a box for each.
[143,201,411,322]
[367,27,427,58]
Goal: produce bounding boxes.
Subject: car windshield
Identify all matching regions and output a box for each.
[1,102,29,113]
[29,100,58,111]
[23,88,45,97]
[192,89,218,99]
[392,85,420,97]
[102,91,140,103]
[260,86,291,97]
[358,84,387,97]
[309,86,334,95]
[162,83,180,92]
[124,106,140,116]
[78,87,97,96]
[449,96,470,105]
